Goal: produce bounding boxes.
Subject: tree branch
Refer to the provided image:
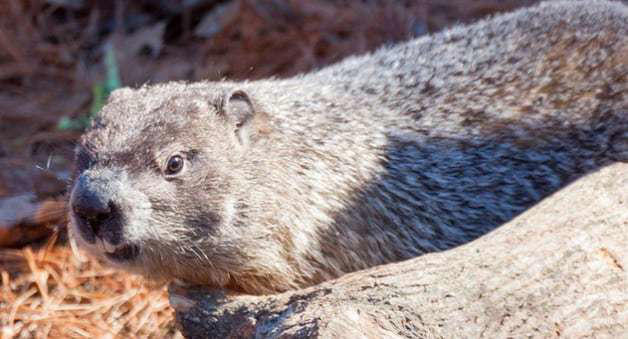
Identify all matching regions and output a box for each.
[170,163,627,338]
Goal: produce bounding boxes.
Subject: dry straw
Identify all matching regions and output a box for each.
[0,233,178,338]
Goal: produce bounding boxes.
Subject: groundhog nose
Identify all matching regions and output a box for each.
[72,190,114,243]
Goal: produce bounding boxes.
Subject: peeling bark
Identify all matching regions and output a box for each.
[171,163,627,338]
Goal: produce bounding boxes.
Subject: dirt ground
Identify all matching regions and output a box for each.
[0,1,539,337]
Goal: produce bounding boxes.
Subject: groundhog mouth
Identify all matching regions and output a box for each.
[104,243,139,262]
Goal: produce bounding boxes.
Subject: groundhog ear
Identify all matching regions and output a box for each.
[224,90,254,127]
[222,90,256,146]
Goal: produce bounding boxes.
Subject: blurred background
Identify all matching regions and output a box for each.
[0,0,540,337]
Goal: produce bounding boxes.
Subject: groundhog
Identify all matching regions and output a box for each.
[68,0,627,295]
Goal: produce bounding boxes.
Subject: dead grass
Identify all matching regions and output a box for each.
[0,233,177,338]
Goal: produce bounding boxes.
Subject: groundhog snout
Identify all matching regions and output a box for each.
[71,173,125,248]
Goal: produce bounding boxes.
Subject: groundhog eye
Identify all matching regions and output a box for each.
[165,155,184,175]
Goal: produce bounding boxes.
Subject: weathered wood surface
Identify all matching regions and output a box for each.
[170,163,627,338]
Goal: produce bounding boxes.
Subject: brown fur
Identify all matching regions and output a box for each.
[68,1,627,294]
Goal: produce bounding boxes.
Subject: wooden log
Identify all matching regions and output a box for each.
[171,163,627,338]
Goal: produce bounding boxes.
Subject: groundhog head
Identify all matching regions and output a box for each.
[68,83,274,290]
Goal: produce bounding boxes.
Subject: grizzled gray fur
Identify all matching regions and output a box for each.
[69,0,627,294]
